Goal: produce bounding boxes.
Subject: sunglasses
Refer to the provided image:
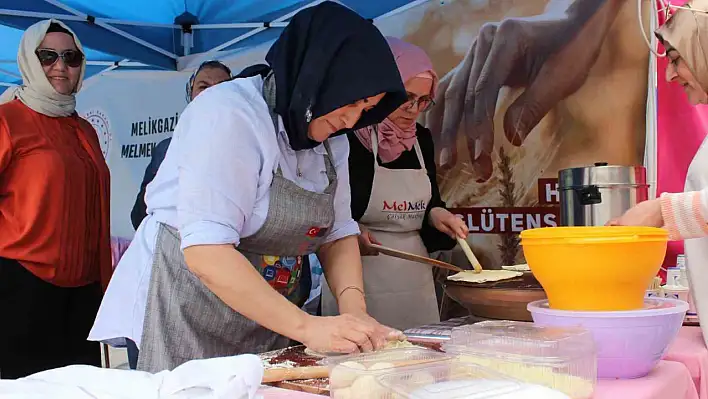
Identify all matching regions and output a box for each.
[35,49,84,68]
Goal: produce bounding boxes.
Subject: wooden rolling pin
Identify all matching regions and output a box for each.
[456,237,483,273]
[263,366,329,383]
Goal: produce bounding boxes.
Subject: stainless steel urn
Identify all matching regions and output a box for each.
[558,163,649,226]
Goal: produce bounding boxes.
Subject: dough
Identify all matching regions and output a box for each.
[305,339,415,357]
[331,387,352,399]
[329,361,367,389]
[351,375,387,398]
[501,263,530,272]
[447,270,523,283]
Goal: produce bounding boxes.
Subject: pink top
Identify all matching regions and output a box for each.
[660,190,708,240]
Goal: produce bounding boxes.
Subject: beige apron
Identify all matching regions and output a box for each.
[322,129,439,330]
[683,136,708,347]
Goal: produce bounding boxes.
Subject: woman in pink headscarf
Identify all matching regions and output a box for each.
[321,37,468,330]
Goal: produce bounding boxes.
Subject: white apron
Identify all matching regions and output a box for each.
[322,129,440,330]
[684,136,708,346]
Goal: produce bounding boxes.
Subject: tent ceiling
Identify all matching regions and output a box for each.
[0,0,420,88]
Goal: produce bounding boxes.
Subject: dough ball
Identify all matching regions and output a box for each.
[351,375,387,398]
[330,361,366,389]
[369,362,395,371]
[332,387,352,399]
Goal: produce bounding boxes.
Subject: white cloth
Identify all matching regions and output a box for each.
[0,354,263,399]
[89,75,359,348]
[683,135,708,347]
[0,19,86,116]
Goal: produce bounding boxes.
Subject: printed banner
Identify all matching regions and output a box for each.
[377,0,651,268]
[76,72,189,238]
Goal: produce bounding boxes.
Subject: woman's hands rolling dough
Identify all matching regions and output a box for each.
[429,207,469,239]
[426,0,627,182]
[357,224,380,256]
[300,313,402,355]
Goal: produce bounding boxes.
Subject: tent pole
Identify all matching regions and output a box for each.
[0,67,20,79]
[0,9,83,21]
[204,0,328,54]
[373,0,432,21]
[42,0,180,62]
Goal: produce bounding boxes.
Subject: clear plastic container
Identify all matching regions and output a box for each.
[378,361,571,399]
[443,321,596,399]
[323,347,450,398]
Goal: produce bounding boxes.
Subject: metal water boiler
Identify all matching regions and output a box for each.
[558,163,649,226]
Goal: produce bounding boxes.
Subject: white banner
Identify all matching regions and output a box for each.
[76,71,188,238]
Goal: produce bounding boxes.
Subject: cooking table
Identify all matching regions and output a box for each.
[260,325,708,398]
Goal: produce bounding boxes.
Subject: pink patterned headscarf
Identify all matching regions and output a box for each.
[355,37,438,163]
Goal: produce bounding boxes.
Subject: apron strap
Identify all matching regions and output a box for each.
[261,72,336,186]
[369,125,426,171]
[412,140,426,172]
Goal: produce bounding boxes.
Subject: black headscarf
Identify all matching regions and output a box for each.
[264,1,407,150]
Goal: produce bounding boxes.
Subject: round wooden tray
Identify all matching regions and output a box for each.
[444,272,547,322]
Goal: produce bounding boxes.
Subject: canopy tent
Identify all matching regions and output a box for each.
[0,0,427,92]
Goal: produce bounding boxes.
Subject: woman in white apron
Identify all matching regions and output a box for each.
[88,2,409,372]
[611,0,708,346]
[322,38,469,331]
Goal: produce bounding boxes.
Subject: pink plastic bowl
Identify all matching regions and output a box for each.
[528,298,688,379]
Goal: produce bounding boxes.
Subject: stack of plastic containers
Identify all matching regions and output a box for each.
[441,321,596,399]
[324,344,576,398]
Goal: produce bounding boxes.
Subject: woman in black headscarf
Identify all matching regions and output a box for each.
[90,1,407,372]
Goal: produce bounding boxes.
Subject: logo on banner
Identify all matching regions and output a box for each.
[83,109,112,158]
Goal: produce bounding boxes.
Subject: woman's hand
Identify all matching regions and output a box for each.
[429,207,469,239]
[606,199,663,227]
[357,224,380,256]
[300,313,403,354]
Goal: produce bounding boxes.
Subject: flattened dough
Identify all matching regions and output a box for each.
[305,339,415,358]
[501,263,530,272]
[447,270,523,283]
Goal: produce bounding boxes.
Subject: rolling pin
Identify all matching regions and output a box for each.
[263,366,329,383]
[456,237,483,274]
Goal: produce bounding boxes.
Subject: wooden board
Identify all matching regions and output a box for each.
[369,243,463,272]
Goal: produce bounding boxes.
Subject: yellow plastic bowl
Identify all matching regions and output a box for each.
[520,226,668,311]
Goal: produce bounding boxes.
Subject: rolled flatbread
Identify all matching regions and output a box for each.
[447,270,523,283]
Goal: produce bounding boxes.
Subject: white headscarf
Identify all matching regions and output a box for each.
[0,19,86,117]
[655,0,708,93]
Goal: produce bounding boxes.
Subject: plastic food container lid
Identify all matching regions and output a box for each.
[519,226,667,244]
[377,361,570,399]
[323,347,450,369]
[445,320,595,361]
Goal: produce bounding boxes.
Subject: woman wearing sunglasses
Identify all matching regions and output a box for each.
[0,20,111,378]
[321,38,468,331]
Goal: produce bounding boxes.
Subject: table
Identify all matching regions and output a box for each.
[594,360,698,399]
[665,326,708,399]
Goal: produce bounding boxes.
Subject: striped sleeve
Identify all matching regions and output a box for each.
[660,189,708,240]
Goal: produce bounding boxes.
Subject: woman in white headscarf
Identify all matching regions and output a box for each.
[611,0,708,346]
[0,19,111,378]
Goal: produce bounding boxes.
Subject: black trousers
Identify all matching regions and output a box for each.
[0,257,102,379]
